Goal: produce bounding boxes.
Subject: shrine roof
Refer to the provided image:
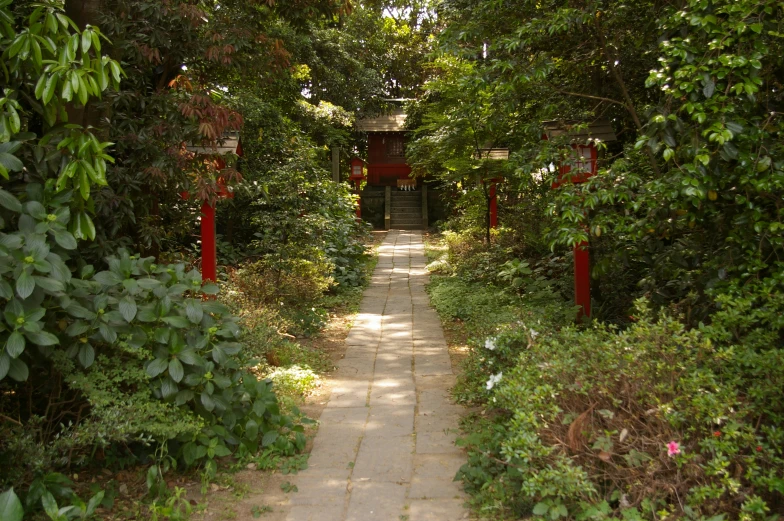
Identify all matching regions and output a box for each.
[356,109,407,132]
[542,119,617,143]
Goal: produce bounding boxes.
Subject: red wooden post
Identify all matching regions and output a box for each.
[201,201,217,282]
[573,242,591,319]
[184,136,242,284]
[549,142,598,319]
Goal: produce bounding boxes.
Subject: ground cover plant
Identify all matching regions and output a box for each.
[426,232,784,520]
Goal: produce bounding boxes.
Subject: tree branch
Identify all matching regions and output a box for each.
[594,15,660,176]
[548,85,626,107]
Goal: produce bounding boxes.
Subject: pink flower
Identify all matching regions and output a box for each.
[667,441,681,457]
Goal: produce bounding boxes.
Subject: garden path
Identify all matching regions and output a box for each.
[283,230,469,521]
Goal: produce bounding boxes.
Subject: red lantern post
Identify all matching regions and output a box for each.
[349,157,365,219]
[184,135,242,283]
[543,120,616,320]
[552,143,598,319]
[477,149,509,230]
[488,177,503,228]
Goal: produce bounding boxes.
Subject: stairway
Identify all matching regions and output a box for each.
[389,189,423,230]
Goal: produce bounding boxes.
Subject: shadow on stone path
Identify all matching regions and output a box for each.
[284,230,469,521]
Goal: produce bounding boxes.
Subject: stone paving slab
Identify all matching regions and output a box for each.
[365,405,414,438]
[352,434,414,482]
[409,453,467,499]
[282,231,468,521]
[326,379,370,408]
[408,499,469,521]
[334,357,376,379]
[345,481,408,521]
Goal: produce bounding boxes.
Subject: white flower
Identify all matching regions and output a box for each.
[486,372,503,390]
[484,337,497,351]
[529,329,539,340]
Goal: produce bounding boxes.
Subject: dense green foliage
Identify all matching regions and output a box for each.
[428,232,784,520]
[416,1,784,516]
[0,0,380,518]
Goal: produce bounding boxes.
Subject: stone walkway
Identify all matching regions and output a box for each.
[284,230,468,521]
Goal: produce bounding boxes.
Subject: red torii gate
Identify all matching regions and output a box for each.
[544,119,617,319]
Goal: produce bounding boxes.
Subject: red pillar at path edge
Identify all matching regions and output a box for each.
[201,202,217,282]
[573,241,591,318]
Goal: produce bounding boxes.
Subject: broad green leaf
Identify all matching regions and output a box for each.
[41,491,59,518]
[153,327,171,343]
[93,270,122,286]
[98,322,116,343]
[175,389,194,406]
[201,283,219,295]
[16,271,35,299]
[81,29,91,52]
[0,234,22,249]
[185,299,203,324]
[252,400,266,417]
[169,358,184,382]
[25,201,46,219]
[33,276,64,293]
[85,490,104,516]
[182,442,198,465]
[119,295,137,322]
[66,321,90,337]
[161,377,178,399]
[0,153,23,174]
[53,229,77,250]
[0,189,22,212]
[0,488,24,521]
[0,353,9,380]
[533,502,549,516]
[146,357,168,378]
[7,357,28,381]
[80,212,95,240]
[25,330,59,346]
[261,431,278,447]
[5,332,25,358]
[201,390,215,411]
[78,343,95,367]
[213,444,231,457]
[245,419,259,441]
[43,74,57,105]
[177,348,201,365]
[0,281,11,299]
[162,315,190,328]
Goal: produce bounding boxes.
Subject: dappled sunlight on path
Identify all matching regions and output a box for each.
[283,231,469,521]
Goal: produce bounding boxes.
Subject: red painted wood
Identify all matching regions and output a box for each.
[366,133,411,186]
[367,164,413,185]
[545,137,597,318]
[574,241,591,318]
[201,201,217,282]
[550,144,598,188]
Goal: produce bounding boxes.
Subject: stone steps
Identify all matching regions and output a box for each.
[389,191,423,230]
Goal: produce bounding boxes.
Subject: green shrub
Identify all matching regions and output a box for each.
[457,301,784,520]
[0,186,303,498]
[232,254,334,309]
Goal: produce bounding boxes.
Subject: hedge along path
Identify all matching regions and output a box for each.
[284,230,469,521]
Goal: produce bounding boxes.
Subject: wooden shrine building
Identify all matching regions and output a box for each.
[356,108,414,187]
